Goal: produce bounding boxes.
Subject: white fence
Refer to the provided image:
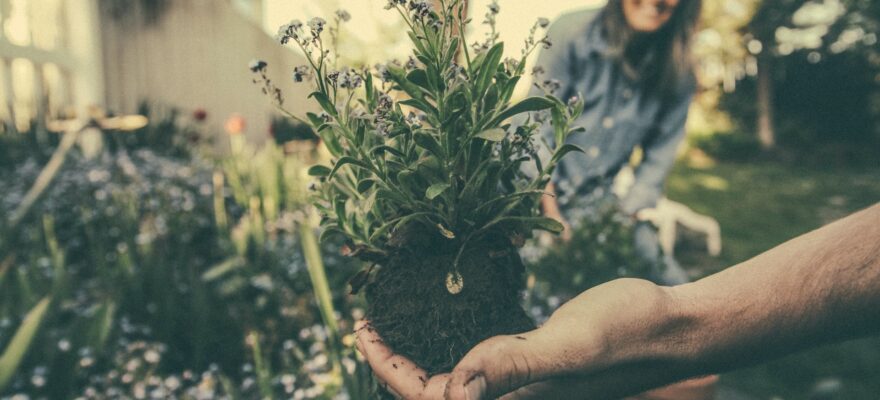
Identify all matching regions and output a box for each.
[98,0,312,144]
[0,0,311,144]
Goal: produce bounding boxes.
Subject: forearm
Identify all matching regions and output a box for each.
[669,202,880,373]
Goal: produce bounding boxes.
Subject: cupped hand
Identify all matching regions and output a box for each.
[356,279,714,399]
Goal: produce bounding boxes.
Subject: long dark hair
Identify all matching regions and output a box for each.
[602,0,702,97]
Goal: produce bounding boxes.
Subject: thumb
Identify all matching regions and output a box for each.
[444,332,550,400]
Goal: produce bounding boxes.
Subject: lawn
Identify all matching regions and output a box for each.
[665,155,880,399]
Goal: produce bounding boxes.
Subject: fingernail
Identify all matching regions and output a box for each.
[464,375,486,400]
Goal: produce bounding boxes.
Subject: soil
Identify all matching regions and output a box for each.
[364,225,535,376]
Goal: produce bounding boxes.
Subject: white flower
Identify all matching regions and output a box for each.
[335,9,351,22]
[308,17,326,36]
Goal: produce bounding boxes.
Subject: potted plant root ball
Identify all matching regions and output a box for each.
[253,0,585,381]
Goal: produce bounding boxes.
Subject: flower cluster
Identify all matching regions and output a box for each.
[292,65,310,82]
[334,67,363,90]
[276,19,304,45]
[334,9,351,22]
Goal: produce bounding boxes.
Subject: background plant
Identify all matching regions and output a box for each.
[0,116,367,399]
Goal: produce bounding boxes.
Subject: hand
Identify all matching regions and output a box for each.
[541,182,572,242]
[356,279,714,399]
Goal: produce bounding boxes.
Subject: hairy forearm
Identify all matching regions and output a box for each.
[664,202,880,375]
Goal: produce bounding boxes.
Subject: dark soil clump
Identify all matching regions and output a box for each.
[365,227,535,375]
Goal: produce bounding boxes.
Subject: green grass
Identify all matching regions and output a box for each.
[667,159,880,274]
[665,157,880,399]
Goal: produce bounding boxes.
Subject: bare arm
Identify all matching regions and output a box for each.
[359,203,880,399]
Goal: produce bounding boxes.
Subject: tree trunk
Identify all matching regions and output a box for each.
[756,56,776,150]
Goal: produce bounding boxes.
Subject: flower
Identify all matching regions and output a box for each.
[292,65,310,82]
[405,56,418,70]
[375,63,393,82]
[308,17,326,37]
[487,1,500,14]
[384,0,406,10]
[224,114,246,135]
[408,0,433,21]
[338,68,363,89]
[531,66,545,76]
[541,79,561,93]
[248,59,267,73]
[335,9,351,22]
[192,108,207,122]
[276,20,303,44]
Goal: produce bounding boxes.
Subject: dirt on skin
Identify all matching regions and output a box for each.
[364,226,535,376]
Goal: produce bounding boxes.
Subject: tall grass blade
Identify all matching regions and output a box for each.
[0,297,52,391]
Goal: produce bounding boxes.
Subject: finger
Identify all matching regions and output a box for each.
[445,332,549,400]
[356,322,449,399]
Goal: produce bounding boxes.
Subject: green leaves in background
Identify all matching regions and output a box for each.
[0,297,51,392]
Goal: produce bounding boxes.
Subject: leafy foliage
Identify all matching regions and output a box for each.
[528,199,654,301]
[260,0,583,267]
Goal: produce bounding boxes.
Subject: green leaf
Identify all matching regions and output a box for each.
[307,165,332,177]
[476,43,504,97]
[308,91,338,117]
[328,157,372,180]
[357,179,377,193]
[413,132,445,159]
[365,72,375,108]
[88,300,116,351]
[388,66,425,101]
[319,224,345,243]
[489,96,555,126]
[407,31,429,56]
[0,297,51,392]
[551,105,566,147]
[473,190,547,214]
[306,112,325,128]
[201,257,246,281]
[316,129,343,156]
[406,69,431,90]
[484,216,564,234]
[442,37,460,69]
[399,98,439,116]
[362,190,378,213]
[426,183,450,200]
[474,128,506,142]
[549,144,585,166]
[370,145,405,158]
[368,212,434,243]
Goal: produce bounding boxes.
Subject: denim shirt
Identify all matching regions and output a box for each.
[530,8,694,216]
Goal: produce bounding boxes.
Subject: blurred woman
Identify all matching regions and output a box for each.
[535,0,702,286]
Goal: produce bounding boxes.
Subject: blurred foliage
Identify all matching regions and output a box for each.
[98,0,172,26]
[0,115,370,398]
[527,199,654,306]
[270,117,319,147]
[689,131,763,162]
[720,48,880,149]
[694,0,880,149]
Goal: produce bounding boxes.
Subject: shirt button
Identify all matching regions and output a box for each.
[602,116,615,129]
[622,88,633,100]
